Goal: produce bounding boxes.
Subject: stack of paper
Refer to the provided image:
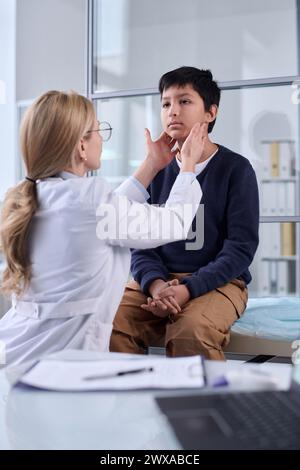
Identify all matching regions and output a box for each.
[18,354,205,391]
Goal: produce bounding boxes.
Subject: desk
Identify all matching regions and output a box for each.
[0,356,292,450]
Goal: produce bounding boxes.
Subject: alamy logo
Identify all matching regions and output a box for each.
[0,341,6,365]
[95,199,204,250]
[0,80,6,105]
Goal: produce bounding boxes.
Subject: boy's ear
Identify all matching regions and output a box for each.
[207,104,218,122]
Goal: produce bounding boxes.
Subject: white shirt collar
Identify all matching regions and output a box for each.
[176,146,219,176]
[58,171,83,180]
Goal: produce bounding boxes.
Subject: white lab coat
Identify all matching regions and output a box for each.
[0,171,201,365]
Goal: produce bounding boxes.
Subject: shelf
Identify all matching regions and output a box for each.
[261,177,297,183]
[262,256,297,262]
[261,139,295,144]
[253,293,298,298]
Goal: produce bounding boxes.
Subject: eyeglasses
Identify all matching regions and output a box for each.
[86,121,113,142]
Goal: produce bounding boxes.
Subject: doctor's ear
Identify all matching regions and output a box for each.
[77,139,87,162]
[78,139,85,153]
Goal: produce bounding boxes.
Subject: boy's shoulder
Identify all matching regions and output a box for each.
[214,145,257,180]
[217,145,252,169]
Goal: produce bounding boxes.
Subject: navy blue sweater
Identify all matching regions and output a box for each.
[131,145,259,299]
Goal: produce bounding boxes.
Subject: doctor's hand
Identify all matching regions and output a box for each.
[144,128,177,172]
[133,130,177,190]
[180,122,208,172]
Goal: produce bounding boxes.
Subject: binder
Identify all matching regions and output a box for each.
[270,142,280,177]
[281,223,296,256]
[277,183,286,215]
[262,143,270,178]
[269,261,278,294]
[270,223,281,257]
[278,261,288,295]
[280,142,291,177]
[261,260,270,295]
[286,182,295,216]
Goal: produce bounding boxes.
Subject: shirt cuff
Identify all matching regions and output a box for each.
[130,176,150,200]
[114,176,150,203]
[178,172,196,179]
[166,171,200,207]
[141,273,169,296]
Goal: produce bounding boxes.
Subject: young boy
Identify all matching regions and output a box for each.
[110,66,259,360]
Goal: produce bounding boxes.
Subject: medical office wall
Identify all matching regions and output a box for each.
[0,0,86,199]
[89,0,300,297]
[0,0,86,316]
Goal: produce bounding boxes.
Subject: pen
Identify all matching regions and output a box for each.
[201,357,208,386]
[83,366,154,381]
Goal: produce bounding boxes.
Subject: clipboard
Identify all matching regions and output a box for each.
[12,353,205,391]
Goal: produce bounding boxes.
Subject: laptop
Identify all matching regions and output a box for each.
[155,362,300,450]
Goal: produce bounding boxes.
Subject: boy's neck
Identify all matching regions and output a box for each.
[177,137,218,164]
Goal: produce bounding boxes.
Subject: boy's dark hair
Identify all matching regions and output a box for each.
[159,66,221,133]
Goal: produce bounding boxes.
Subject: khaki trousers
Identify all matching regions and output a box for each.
[110,274,248,360]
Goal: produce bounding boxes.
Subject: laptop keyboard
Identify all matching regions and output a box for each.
[215,391,300,449]
[157,390,300,449]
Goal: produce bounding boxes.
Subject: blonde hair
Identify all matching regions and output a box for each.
[0,90,95,296]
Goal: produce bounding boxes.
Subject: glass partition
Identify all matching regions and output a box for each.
[96,85,300,219]
[96,94,161,187]
[93,0,297,92]
[213,85,300,217]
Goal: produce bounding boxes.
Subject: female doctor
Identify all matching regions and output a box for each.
[0,90,204,366]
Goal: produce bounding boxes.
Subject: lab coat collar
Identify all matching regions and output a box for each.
[58,171,84,180]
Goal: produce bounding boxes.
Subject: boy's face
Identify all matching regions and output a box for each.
[160,84,215,141]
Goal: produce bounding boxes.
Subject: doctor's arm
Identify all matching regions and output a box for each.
[96,172,201,249]
[96,123,206,249]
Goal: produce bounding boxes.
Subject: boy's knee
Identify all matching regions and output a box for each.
[110,329,146,354]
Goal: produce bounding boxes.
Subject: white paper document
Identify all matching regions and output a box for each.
[19,355,205,391]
